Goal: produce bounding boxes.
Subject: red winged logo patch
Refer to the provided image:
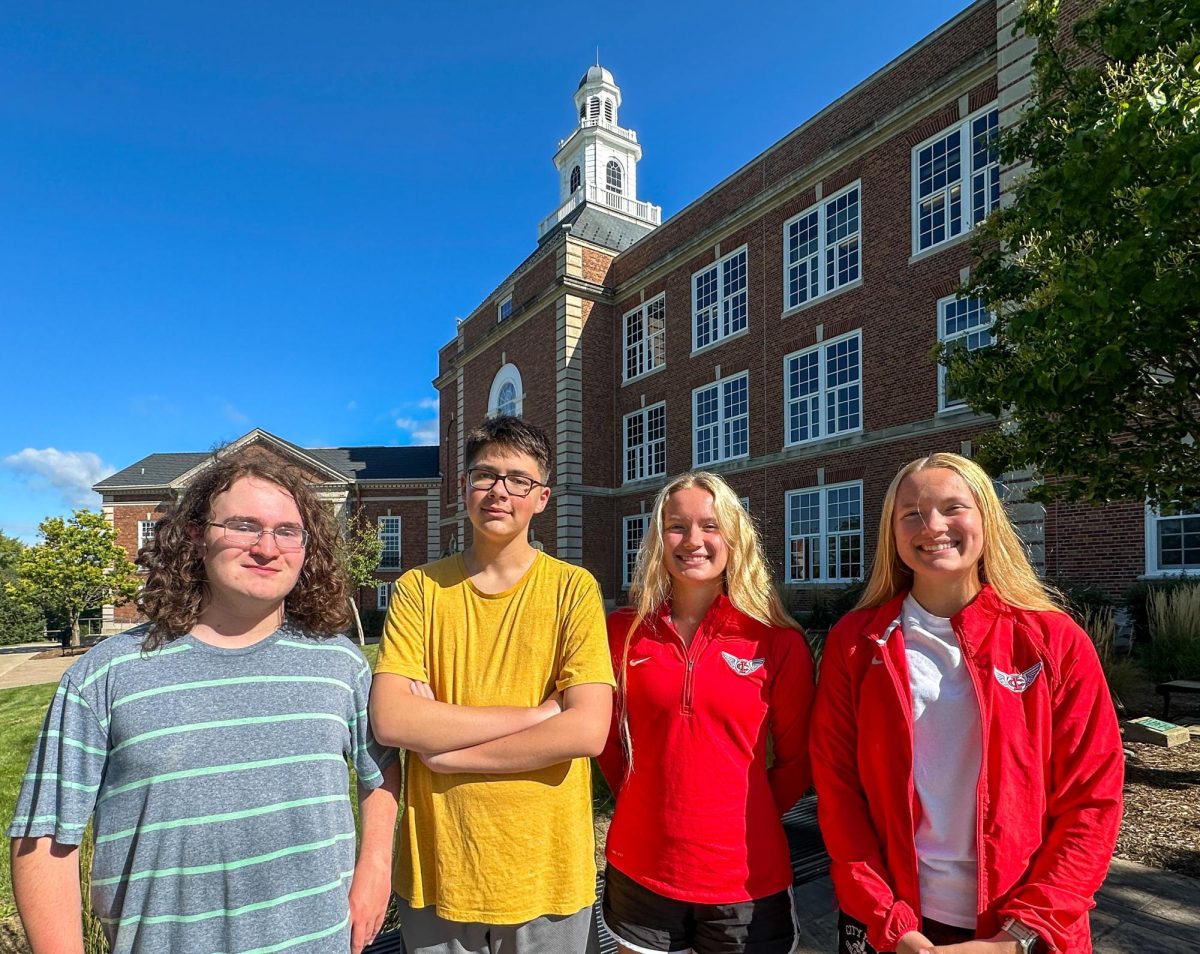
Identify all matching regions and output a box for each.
[721,651,765,676]
[993,662,1043,693]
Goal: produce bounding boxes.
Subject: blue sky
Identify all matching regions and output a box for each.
[0,0,970,541]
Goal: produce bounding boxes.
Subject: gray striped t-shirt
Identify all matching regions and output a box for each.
[9,622,392,954]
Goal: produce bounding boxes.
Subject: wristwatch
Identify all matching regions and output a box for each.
[1001,917,1043,953]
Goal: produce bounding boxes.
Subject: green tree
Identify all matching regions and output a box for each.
[0,530,44,645]
[340,512,384,646]
[948,0,1200,507]
[11,510,140,648]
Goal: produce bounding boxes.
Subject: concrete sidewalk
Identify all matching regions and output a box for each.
[787,858,1197,952]
[0,643,78,690]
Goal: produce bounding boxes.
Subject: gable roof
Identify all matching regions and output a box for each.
[94,430,440,491]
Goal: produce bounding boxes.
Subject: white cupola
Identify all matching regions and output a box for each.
[538,62,660,239]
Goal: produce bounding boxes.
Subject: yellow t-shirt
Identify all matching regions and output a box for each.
[376,551,615,924]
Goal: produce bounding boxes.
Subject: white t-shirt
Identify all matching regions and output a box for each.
[903,595,982,929]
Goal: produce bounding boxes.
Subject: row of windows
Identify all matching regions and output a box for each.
[621,106,1000,382]
[622,300,989,483]
[622,494,1200,588]
[567,160,624,197]
[621,480,864,586]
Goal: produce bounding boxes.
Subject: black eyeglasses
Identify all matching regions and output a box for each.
[208,520,309,550]
[466,468,546,498]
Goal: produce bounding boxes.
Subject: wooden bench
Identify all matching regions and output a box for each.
[1157,680,1200,719]
[366,794,829,953]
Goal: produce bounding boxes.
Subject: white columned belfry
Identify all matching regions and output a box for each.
[538,63,661,239]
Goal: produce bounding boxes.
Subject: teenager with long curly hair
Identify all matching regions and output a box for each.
[10,446,400,954]
[598,471,815,954]
[811,453,1123,954]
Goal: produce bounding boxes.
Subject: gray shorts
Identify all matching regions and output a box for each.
[396,896,597,954]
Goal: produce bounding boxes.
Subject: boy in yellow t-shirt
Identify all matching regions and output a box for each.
[371,415,615,954]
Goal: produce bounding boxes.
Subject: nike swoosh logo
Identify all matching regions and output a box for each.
[629,656,652,667]
[870,658,884,666]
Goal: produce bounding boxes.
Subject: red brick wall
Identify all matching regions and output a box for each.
[1044,499,1145,597]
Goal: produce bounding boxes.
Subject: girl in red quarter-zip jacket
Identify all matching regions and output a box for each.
[597,471,815,954]
[811,453,1123,954]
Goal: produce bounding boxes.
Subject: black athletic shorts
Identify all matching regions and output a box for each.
[601,863,798,954]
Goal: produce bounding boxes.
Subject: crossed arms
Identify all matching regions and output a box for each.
[369,673,612,774]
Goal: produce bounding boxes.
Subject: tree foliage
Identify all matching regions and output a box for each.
[950,0,1200,506]
[10,510,140,648]
[340,511,385,646]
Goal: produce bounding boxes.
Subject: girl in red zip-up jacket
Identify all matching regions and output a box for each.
[811,453,1123,954]
[598,471,815,954]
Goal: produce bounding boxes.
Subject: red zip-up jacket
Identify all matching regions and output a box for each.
[811,586,1123,953]
[597,597,815,903]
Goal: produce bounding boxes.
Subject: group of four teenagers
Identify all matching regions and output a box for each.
[9,415,1122,954]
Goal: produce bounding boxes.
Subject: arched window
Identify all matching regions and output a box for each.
[603,99,614,123]
[488,363,523,418]
[497,382,517,417]
[606,159,623,195]
[570,165,581,193]
[589,97,600,120]
[579,104,586,121]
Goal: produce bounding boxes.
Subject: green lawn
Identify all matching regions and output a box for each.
[0,682,58,920]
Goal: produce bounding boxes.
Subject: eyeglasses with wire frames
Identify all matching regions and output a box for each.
[465,468,546,498]
[207,520,309,550]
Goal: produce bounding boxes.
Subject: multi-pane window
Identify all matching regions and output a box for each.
[938,295,994,410]
[623,514,650,587]
[784,332,862,445]
[497,382,517,416]
[624,403,666,482]
[378,516,401,570]
[376,583,392,611]
[785,482,864,582]
[607,160,623,194]
[693,247,748,350]
[693,372,749,466]
[784,184,861,310]
[138,520,156,551]
[570,165,581,193]
[1147,506,1200,574]
[913,106,999,253]
[497,295,513,323]
[624,295,666,381]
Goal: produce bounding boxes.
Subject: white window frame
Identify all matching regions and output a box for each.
[692,371,750,467]
[783,181,862,312]
[606,159,624,195]
[497,294,513,323]
[488,363,523,417]
[376,582,392,611]
[691,245,749,352]
[623,402,667,483]
[137,520,156,550]
[783,330,863,447]
[622,513,650,588]
[785,481,865,584]
[1144,504,1200,577]
[911,104,999,255]
[378,516,402,570]
[623,294,667,383]
[937,294,994,411]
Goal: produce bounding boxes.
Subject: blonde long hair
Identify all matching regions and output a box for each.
[618,471,802,773]
[856,453,1058,612]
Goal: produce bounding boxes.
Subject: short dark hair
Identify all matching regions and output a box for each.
[136,445,350,648]
[464,416,553,481]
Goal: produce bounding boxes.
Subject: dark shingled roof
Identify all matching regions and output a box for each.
[539,204,654,253]
[95,445,439,490]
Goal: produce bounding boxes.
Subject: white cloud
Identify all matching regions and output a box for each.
[394,417,439,445]
[3,448,115,505]
[346,400,357,411]
[223,402,249,424]
[417,396,439,411]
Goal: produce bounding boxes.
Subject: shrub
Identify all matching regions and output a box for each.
[1079,605,1138,709]
[0,589,44,645]
[1146,585,1200,683]
[1049,579,1112,624]
[1124,577,1195,643]
[359,609,387,643]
